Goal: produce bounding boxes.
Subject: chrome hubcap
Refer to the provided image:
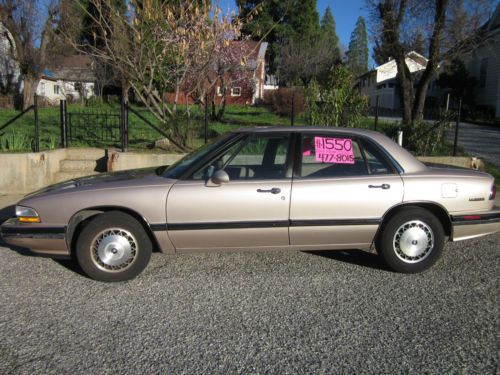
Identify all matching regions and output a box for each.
[393,220,434,263]
[91,229,138,272]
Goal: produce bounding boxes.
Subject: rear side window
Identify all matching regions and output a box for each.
[361,139,393,175]
[300,134,368,178]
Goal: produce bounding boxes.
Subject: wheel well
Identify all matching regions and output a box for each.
[66,207,160,256]
[378,203,452,240]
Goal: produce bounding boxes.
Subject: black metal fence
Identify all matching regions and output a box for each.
[67,111,121,143]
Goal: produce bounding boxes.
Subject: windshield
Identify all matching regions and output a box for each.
[161,133,236,179]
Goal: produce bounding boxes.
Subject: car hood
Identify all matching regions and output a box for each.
[23,167,176,199]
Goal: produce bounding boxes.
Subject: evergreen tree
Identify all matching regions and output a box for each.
[320,6,340,60]
[347,16,368,77]
[237,0,320,72]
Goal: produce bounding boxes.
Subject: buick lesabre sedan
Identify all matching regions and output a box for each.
[1,127,499,281]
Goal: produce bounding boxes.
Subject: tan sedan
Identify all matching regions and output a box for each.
[1,127,499,281]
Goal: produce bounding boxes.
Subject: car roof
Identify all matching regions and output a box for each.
[232,126,427,174]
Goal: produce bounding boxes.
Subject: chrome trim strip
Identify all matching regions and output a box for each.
[165,219,381,231]
[290,219,381,227]
[1,233,65,239]
[1,225,66,235]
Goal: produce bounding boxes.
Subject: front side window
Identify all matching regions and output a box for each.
[162,134,236,179]
[191,134,290,181]
[54,85,60,94]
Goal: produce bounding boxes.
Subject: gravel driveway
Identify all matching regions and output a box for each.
[0,234,498,374]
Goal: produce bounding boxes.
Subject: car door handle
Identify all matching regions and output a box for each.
[368,184,391,190]
[257,188,281,194]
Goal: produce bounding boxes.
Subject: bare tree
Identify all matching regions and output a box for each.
[0,0,60,109]
[367,0,492,126]
[63,0,249,148]
[206,41,256,121]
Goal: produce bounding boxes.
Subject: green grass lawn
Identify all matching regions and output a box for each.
[0,103,369,152]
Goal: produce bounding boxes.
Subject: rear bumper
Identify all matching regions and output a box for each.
[0,218,69,256]
[451,207,500,241]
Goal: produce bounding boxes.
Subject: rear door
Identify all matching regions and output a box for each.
[289,132,404,249]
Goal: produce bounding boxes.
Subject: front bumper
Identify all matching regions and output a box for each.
[451,206,500,241]
[0,218,69,256]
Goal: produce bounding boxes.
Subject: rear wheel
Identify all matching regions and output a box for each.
[76,211,152,282]
[376,207,445,273]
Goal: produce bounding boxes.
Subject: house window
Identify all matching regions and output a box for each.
[231,87,241,97]
[479,58,488,88]
[40,82,46,96]
[54,85,60,94]
[216,86,223,96]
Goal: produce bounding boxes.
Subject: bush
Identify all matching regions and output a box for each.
[404,122,446,156]
[305,66,368,127]
[265,87,304,117]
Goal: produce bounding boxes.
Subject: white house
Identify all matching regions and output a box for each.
[37,55,96,104]
[356,51,430,110]
[458,4,500,118]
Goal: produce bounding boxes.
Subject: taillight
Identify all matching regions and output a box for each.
[490,184,496,200]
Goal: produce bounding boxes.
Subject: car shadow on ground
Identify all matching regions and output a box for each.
[305,249,392,272]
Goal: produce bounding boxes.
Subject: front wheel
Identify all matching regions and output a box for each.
[76,211,152,282]
[376,207,445,273]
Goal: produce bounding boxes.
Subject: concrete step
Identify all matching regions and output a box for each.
[60,159,97,173]
[64,148,107,161]
[53,171,100,184]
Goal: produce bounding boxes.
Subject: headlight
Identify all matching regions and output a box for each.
[16,205,41,223]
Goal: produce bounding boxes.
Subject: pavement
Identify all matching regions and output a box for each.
[371,117,500,168]
[445,122,500,168]
[0,195,499,374]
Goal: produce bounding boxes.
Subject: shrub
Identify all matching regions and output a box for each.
[305,66,368,127]
[265,87,304,117]
[405,122,446,156]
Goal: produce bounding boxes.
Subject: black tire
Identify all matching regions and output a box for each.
[376,207,445,273]
[75,211,152,282]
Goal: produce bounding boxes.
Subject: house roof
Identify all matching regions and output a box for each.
[357,51,428,80]
[229,40,268,70]
[48,55,96,82]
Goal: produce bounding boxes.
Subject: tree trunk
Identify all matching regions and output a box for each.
[217,93,227,120]
[121,80,130,103]
[395,57,414,125]
[412,0,448,123]
[22,76,39,110]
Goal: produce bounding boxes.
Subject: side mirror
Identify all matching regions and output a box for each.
[211,169,229,185]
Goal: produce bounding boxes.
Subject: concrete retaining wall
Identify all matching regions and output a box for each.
[0,149,67,195]
[108,151,183,172]
[416,156,485,170]
[0,149,486,195]
[0,148,106,195]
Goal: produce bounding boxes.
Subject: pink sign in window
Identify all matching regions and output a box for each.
[314,136,355,164]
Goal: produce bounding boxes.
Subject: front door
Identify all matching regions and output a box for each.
[289,132,404,249]
[167,133,292,251]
